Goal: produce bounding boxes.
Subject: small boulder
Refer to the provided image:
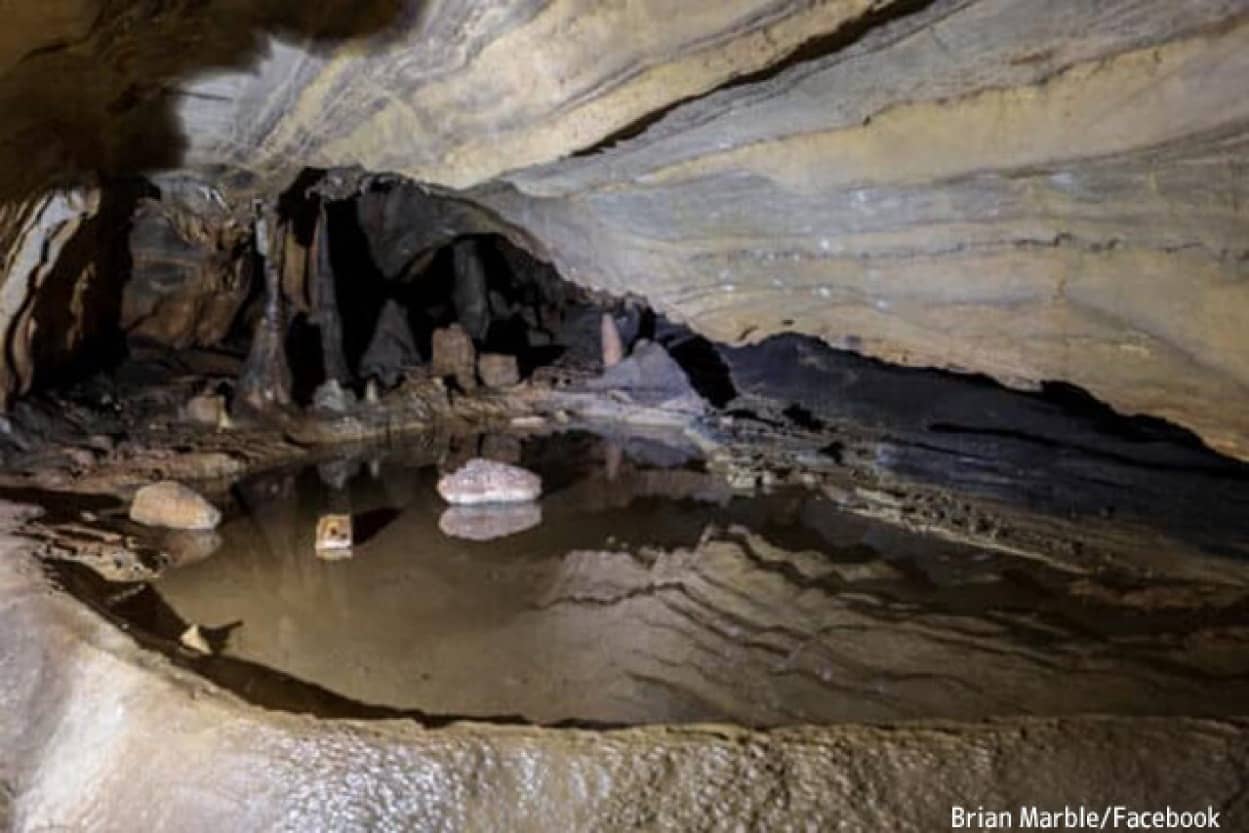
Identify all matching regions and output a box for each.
[437,458,542,505]
[478,353,520,389]
[184,392,232,430]
[439,503,542,541]
[130,481,221,530]
[431,323,477,391]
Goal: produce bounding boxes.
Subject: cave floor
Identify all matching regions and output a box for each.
[3,350,1249,829]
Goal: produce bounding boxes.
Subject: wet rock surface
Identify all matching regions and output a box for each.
[129,481,221,531]
[5,511,1248,833]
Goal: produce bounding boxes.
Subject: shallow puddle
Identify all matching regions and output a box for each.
[48,430,1249,727]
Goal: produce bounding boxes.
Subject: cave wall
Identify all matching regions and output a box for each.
[0,188,100,405]
[0,0,1246,457]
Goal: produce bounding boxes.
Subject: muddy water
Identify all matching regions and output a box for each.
[77,431,1249,727]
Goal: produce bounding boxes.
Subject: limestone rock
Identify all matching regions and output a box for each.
[431,324,477,391]
[600,313,624,369]
[1,0,1247,460]
[130,481,221,531]
[437,458,542,505]
[478,353,520,389]
[451,240,490,340]
[359,300,419,388]
[312,379,355,414]
[179,625,211,655]
[586,340,704,412]
[184,393,232,430]
[438,503,542,541]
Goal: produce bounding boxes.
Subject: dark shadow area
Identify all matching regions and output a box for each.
[353,506,400,546]
[26,178,154,391]
[0,1,412,203]
[723,334,1249,559]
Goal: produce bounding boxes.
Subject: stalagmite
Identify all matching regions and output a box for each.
[600,312,625,369]
[311,202,351,384]
[451,239,490,340]
[236,204,293,414]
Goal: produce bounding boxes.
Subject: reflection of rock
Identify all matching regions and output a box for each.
[439,503,542,541]
[478,353,520,389]
[158,529,222,568]
[437,458,542,505]
[130,481,221,530]
[360,300,419,388]
[317,458,361,491]
[431,323,477,391]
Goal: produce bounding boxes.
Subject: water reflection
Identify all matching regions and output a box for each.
[100,430,1249,727]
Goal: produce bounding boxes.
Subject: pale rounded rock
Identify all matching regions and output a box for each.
[436,458,542,505]
[129,481,222,531]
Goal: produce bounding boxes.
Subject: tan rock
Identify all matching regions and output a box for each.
[129,481,221,531]
[315,514,353,553]
[184,393,230,429]
[478,353,520,389]
[600,313,624,368]
[431,324,476,391]
[179,625,211,655]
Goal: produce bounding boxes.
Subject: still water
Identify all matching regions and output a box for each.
[78,430,1249,726]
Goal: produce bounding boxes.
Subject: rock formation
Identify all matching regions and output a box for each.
[430,324,477,392]
[437,458,542,505]
[0,0,1245,458]
[477,353,520,389]
[129,481,222,531]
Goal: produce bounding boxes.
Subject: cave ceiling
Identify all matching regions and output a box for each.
[2,0,1248,459]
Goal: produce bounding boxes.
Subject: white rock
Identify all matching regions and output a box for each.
[436,458,542,505]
